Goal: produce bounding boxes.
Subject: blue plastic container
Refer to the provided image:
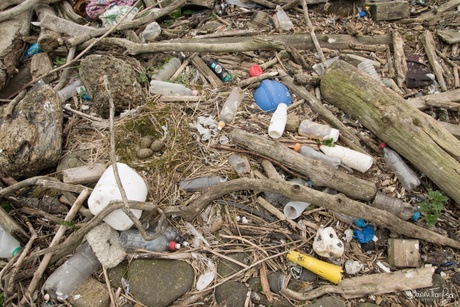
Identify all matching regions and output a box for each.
[253,80,292,112]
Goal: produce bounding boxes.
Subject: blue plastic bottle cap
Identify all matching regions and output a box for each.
[253,80,292,112]
[411,211,421,222]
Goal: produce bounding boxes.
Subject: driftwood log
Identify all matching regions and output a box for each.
[320,60,460,206]
[230,128,376,201]
[163,178,460,249]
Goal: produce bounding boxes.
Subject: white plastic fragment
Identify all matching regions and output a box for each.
[345,260,364,275]
[312,227,344,258]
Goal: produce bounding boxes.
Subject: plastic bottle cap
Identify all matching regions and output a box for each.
[249,64,263,77]
[169,241,179,251]
[378,142,387,150]
[411,211,421,222]
[293,143,301,152]
[217,121,226,130]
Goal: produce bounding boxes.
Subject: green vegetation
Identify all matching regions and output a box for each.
[419,190,448,227]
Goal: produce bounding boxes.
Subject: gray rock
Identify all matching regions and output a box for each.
[110,259,194,307]
[0,84,62,178]
[217,253,250,278]
[68,277,110,307]
[309,296,346,307]
[215,280,247,307]
[79,55,146,119]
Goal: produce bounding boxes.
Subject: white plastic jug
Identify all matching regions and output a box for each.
[88,163,148,231]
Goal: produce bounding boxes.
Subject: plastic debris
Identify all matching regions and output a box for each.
[353,225,375,244]
[313,227,344,258]
[287,250,343,284]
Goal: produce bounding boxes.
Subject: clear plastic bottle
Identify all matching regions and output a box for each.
[119,230,180,251]
[275,6,293,31]
[178,176,227,192]
[57,80,84,102]
[149,80,198,96]
[294,143,340,169]
[372,191,419,221]
[151,57,181,81]
[298,119,340,142]
[43,242,100,301]
[268,103,288,139]
[379,143,421,192]
[218,87,243,130]
[141,21,161,42]
[0,224,22,258]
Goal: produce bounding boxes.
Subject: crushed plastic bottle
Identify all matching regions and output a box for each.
[43,242,100,301]
[372,191,420,221]
[358,59,381,80]
[275,6,293,31]
[149,80,198,96]
[379,143,421,192]
[119,228,180,252]
[178,176,227,192]
[151,57,181,81]
[218,87,243,130]
[298,119,340,142]
[57,80,84,102]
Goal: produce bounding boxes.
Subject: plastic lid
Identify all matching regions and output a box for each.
[249,64,263,77]
[169,241,180,251]
[327,128,340,142]
[217,121,226,130]
[293,143,301,152]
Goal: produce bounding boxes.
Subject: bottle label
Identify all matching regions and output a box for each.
[207,59,231,82]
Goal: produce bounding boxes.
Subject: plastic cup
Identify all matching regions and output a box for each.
[284,201,310,219]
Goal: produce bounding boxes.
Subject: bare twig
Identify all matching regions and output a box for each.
[301,0,326,63]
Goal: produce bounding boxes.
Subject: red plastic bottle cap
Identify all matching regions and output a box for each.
[249,64,263,77]
[169,241,178,251]
[378,143,387,150]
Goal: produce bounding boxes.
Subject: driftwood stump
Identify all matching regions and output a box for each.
[320,60,460,206]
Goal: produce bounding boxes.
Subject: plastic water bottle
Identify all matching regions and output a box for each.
[179,176,227,192]
[43,242,100,301]
[379,143,420,192]
[293,143,341,169]
[298,120,340,142]
[0,224,22,258]
[275,6,293,31]
[57,80,84,102]
[87,163,148,231]
[372,192,419,221]
[149,80,198,96]
[320,144,373,173]
[119,229,180,252]
[151,57,181,81]
[268,103,288,139]
[218,87,243,130]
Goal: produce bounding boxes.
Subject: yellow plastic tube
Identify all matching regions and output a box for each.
[286,250,343,284]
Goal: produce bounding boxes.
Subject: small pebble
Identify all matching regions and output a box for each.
[150,139,165,152]
[139,136,154,149]
[137,148,153,159]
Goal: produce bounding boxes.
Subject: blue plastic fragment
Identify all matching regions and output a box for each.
[355,218,366,228]
[306,180,313,188]
[253,80,292,112]
[353,225,374,244]
[359,10,367,17]
[24,43,42,59]
[411,211,421,222]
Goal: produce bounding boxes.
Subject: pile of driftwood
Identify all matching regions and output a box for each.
[0,0,460,306]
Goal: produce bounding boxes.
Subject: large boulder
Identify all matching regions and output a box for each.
[0,84,62,179]
[79,55,146,119]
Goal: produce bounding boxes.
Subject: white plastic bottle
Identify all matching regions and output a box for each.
[268,103,288,139]
[43,242,100,301]
[379,143,420,192]
[298,119,340,142]
[119,229,180,251]
[151,57,181,81]
[88,163,148,231]
[372,192,419,221]
[57,80,84,102]
[275,6,293,31]
[149,80,198,96]
[320,145,373,173]
[218,87,243,130]
[293,143,340,169]
[0,224,22,258]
